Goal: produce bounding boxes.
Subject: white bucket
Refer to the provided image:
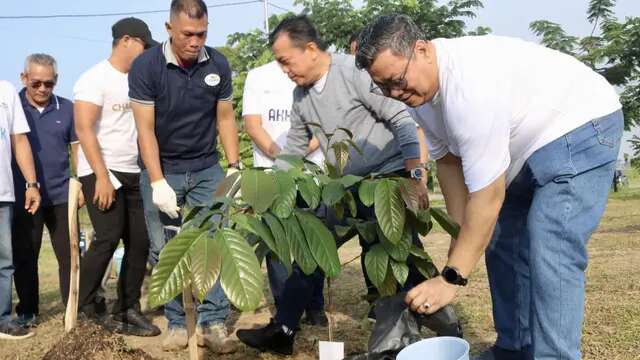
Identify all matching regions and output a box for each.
[113,247,125,277]
[396,337,470,360]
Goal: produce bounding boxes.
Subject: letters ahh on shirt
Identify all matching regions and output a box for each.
[112,103,131,112]
[268,108,290,122]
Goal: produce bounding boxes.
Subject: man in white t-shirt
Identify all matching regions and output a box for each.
[74,17,160,337]
[357,15,624,360]
[242,60,327,325]
[0,80,40,340]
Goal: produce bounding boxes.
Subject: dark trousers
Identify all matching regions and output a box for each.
[11,203,72,316]
[275,190,427,328]
[79,171,149,313]
[266,253,325,313]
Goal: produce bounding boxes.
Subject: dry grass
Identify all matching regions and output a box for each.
[0,178,638,359]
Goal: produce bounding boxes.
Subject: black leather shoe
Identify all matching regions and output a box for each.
[111,308,161,337]
[301,310,328,326]
[236,319,294,355]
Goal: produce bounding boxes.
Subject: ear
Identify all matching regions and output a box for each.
[20,72,28,86]
[306,42,319,60]
[165,21,172,36]
[414,40,429,57]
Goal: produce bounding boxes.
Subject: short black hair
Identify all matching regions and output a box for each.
[269,15,327,51]
[348,30,360,45]
[356,14,424,70]
[170,0,208,20]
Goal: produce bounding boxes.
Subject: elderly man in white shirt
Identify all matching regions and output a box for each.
[356,14,624,360]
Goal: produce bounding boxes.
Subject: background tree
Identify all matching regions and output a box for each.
[530,0,640,129]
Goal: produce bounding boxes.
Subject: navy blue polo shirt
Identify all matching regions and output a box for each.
[12,89,77,206]
[129,41,233,173]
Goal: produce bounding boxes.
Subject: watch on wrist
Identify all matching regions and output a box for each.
[441,266,468,286]
[229,162,244,170]
[25,182,40,190]
[410,167,426,181]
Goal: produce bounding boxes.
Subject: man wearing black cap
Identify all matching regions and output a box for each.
[73,17,160,336]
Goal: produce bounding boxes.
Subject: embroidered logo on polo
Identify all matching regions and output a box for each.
[204,73,221,87]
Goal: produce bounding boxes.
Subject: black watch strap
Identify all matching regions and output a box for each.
[442,266,468,286]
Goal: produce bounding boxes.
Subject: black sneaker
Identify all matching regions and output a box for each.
[301,310,328,327]
[111,308,161,337]
[236,319,294,355]
[0,321,34,340]
[367,306,377,323]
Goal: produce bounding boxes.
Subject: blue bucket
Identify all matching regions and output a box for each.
[396,337,470,360]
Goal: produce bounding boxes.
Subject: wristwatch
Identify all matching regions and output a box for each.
[229,161,244,170]
[441,266,468,286]
[25,182,40,190]
[410,167,427,181]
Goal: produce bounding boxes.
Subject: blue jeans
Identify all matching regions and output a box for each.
[0,203,14,326]
[485,110,623,360]
[140,164,230,328]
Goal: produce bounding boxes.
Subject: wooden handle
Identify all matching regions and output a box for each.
[64,178,82,332]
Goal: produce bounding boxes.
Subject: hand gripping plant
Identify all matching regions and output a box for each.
[148,126,460,319]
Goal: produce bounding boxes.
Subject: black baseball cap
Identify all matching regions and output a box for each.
[112,17,159,49]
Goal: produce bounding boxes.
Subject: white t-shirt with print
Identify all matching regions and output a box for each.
[409,35,621,192]
[0,81,31,202]
[242,61,324,168]
[73,60,140,177]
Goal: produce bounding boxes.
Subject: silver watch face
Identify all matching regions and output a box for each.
[411,168,424,180]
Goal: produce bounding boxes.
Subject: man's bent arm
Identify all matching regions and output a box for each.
[244,115,280,159]
[217,101,240,165]
[131,102,163,182]
[74,101,109,180]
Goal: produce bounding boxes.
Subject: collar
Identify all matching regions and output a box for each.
[19,88,59,112]
[162,40,210,66]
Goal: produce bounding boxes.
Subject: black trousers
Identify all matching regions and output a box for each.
[11,203,73,316]
[79,171,149,313]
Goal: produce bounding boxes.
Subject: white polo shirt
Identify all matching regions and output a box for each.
[0,81,30,202]
[242,61,324,168]
[409,35,621,192]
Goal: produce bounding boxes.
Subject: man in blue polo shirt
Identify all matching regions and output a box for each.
[129,0,240,353]
[11,54,79,329]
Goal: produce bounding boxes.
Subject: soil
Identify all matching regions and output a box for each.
[42,321,156,360]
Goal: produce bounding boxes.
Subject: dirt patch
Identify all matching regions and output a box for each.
[595,223,640,234]
[42,321,156,360]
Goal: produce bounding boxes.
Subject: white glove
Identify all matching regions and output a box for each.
[151,179,180,219]
[226,167,239,177]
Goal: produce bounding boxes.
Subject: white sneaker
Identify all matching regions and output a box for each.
[196,323,238,354]
[162,327,188,351]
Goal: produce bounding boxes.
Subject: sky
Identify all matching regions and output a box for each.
[1,0,638,157]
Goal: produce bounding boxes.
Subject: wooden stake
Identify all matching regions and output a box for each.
[183,284,200,360]
[64,178,82,332]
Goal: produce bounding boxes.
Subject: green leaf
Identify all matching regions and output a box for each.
[322,180,346,206]
[354,220,378,244]
[339,174,363,189]
[398,178,420,214]
[241,169,276,213]
[215,228,264,311]
[364,244,389,288]
[271,170,296,219]
[378,265,397,297]
[374,179,405,244]
[275,154,304,168]
[183,206,205,224]
[334,225,353,238]
[254,241,270,266]
[149,228,203,308]
[335,127,354,139]
[190,232,221,301]
[232,213,277,255]
[263,213,292,275]
[380,228,411,262]
[430,207,460,239]
[358,179,378,207]
[345,139,364,157]
[295,210,341,278]
[390,260,409,286]
[297,176,321,209]
[332,142,350,173]
[343,191,357,217]
[413,256,439,279]
[410,245,435,262]
[281,215,318,275]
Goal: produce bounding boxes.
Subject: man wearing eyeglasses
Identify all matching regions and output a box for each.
[74,17,160,337]
[10,53,78,330]
[356,14,624,360]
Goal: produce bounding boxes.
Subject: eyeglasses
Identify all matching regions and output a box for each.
[370,45,415,96]
[29,80,56,89]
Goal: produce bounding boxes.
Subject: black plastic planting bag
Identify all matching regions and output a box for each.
[344,292,462,360]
